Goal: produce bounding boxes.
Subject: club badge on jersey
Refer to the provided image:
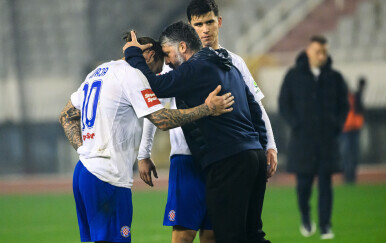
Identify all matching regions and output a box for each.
[168,210,176,221]
[120,226,130,238]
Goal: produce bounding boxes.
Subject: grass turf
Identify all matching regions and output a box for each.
[0,184,385,243]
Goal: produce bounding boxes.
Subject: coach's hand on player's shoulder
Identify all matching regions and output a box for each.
[205,85,234,116]
[122,30,153,53]
[138,158,158,187]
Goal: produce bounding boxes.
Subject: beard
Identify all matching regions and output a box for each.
[168,49,184,70]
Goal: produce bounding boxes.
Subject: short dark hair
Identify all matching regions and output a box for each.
[122,31,164,63]
[310,35,328,45]
[159,21,202,53]
[187,0,219,22]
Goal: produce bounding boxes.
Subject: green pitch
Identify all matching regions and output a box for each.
[0,185,385,243]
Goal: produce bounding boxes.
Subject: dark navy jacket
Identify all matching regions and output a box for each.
[279,51,349,174]
[125,46,267,168]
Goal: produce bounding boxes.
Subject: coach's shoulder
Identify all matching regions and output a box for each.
[184,58,207,72]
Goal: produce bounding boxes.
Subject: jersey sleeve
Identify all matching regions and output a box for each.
[258,100,277,153]
[137,118,157,160]
[230,51,277,152]
[121,68,164,118]
[137,98,171,160]
[70,85,83,110]
[232,54,265,101]
[244,81,267,150]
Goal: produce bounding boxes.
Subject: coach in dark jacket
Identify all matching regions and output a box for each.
[124,22,270,243]
[279,36,349,239]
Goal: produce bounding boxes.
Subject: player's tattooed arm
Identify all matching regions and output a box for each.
[146,104,209,131]
[146,85,234,131]
[59,100,83,150]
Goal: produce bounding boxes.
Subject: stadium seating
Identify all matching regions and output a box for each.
[222,0,385,62]
[219,0,322,55]
[326,0,386,62]
[0,0,385,175]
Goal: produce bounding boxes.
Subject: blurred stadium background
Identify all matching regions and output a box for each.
[0,0,385,242]
[1,0,385,175]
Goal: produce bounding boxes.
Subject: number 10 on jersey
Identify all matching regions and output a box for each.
[81,80,102,130]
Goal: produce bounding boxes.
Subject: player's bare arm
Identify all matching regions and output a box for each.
[146,85,234,131]
[146,105,209,131]
[59,100,83,150]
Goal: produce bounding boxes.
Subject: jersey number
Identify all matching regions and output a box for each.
[81,80,102,130]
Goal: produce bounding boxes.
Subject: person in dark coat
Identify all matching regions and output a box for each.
[279,35,349,240]
[124,22,270,243]
[341,77,366,184]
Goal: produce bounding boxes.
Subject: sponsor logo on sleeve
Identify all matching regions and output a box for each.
[253,81,261,94]
[141,89,161,108]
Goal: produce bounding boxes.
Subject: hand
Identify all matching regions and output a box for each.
[138,158,158,187]
[122,30,153,53]
[266,149,277,178]
[205,85,234,116]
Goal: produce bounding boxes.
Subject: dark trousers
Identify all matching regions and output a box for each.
[341,130,360,183]
[205,149,268,243]
[296,171,332,231]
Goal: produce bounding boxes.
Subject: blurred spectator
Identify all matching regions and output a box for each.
[341,77,366,184]
[279,35,349,239]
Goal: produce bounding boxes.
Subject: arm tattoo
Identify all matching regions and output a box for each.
[146,104,211,131]
[59,100,83,150]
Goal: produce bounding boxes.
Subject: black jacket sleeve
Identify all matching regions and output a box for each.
[124,46,194,98]
[245,83,267,150]
[335,72,349,131]
[279,69,300,129]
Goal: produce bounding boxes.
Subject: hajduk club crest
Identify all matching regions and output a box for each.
[120,226,130,238]
[168,210,176,221]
